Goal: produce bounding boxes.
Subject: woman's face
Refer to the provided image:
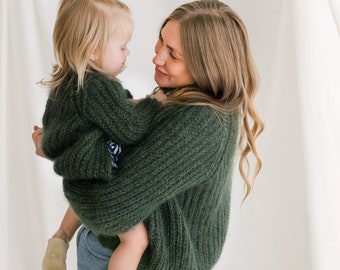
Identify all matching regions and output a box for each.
[153,20,195,88]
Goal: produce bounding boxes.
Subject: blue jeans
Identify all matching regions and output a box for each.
[76,226,113,270]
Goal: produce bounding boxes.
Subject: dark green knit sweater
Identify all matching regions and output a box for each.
[54,97,239,269]
[41,73,160,178]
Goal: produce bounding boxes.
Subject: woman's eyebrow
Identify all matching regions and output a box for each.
[160,32,183,57]
[168,45,183,57]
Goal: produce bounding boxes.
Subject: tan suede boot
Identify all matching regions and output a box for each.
[42,238,69,270]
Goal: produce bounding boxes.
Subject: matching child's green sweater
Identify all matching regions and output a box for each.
[42,73,159,178]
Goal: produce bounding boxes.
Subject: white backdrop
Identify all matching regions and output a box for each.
[1,0,339,270]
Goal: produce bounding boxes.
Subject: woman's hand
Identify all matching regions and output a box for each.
[31,125,45,158]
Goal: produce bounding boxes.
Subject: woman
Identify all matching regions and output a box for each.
[33,1,263,269]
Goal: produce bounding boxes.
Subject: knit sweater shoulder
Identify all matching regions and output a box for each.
[60,103,239,270]
[41,73,159,178]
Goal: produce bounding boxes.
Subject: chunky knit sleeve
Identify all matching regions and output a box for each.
[79,76,160,145]
[62,105,238,235]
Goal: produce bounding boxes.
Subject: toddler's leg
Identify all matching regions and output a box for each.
[42,207,82,270]
[42,238,69,270]
[108,222,149,270]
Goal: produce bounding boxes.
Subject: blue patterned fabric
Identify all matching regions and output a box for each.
[107,140,122,169]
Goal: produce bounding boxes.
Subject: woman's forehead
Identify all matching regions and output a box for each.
[161,20,183,56]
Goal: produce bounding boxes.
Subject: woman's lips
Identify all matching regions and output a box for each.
[155,67,167,77]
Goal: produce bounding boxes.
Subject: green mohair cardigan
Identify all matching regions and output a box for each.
[55,94,240,269]
[41,73,160,179]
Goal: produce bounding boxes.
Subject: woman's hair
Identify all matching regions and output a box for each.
[42,0,133,94]
[159,0,264,200]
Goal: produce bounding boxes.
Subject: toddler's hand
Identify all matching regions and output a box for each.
[151,90,167,103]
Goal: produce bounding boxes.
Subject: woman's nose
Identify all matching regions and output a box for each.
[153,50,166,66]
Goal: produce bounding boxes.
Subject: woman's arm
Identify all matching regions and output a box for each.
[61,106,237,235]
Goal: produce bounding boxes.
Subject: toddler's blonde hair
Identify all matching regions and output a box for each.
[43,0,133,94]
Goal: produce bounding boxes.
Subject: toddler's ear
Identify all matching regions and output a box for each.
[90,49,99,61]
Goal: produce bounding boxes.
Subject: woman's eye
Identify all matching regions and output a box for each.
[170,52,177,59]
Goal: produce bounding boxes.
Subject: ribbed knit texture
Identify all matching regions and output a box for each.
[57,102,239,270]
[41,73,160,179]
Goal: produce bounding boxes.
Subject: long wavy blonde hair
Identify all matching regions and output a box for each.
[159,0,264,200]
[42,0,133,95]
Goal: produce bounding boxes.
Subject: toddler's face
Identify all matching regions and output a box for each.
[93,32,131,74]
